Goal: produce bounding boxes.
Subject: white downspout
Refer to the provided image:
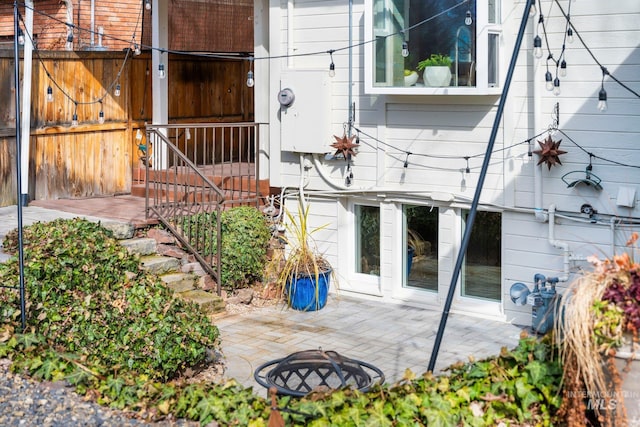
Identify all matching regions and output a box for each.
[19,0,33,206]
[548,205,570,282]
[532,16,546,222]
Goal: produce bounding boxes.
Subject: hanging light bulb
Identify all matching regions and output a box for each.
[401,40,409,58]
[559,59,567,77]
[545,70,553,91]
[98,110,105,124]
[246,70,255,87]
[567,27,574,44]
[134,44,141,56]
[136,129,143,141]
[328,50,336,78]
[65,33,73,51]
[533,35,543,59]
[185,128,191,140]
[71,112,79,127]
[114,83,121,97]
[145,0,151,11]
[529,0,537,17]
[17,28,25,45]
[553,77,561,96]
[597,87,607,112]
[46,85,53,102]
[158,63,166,79]
[465,10,473,26]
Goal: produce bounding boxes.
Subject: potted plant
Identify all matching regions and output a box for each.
[556,232,639,425]
[404,69,419,87]
[272,200,333,311]
[417,54,453,87]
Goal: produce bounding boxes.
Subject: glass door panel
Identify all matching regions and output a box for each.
[404,205,438,291]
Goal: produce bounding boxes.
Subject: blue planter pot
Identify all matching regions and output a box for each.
[286,270,331,311]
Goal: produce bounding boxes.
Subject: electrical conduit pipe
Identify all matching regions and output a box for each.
[548,204,570,282]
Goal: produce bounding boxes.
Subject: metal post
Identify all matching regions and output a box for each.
[427,0,534,372]
[13,0,26,332]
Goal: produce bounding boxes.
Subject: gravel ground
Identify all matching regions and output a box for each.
[0,359,201,427]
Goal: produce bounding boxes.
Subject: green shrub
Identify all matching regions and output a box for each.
[0,218,219,381]
[180,206,271,291]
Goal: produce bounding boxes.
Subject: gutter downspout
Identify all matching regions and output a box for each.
[19,0,33,206]
[348,0,353,133]
[548,205,570,282]
[287,0,294,68]
[532,16,546,222]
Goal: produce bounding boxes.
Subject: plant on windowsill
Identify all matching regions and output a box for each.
[417,54,453,87]
[555,232,639,426]
[404,69,419,87]
[269,200,334,311]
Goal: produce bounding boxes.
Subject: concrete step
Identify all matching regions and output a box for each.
[139,255,181,275]
[161,272,197,293]
[179,290,225,314]
[120,237,158,256]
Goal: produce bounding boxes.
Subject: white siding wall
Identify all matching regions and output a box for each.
[266,0,640,321]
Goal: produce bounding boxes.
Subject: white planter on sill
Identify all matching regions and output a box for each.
[423,66,452,87]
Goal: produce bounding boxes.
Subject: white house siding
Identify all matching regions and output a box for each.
[264,0,640,322]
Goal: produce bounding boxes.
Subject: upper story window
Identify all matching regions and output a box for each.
[365,0,502,95]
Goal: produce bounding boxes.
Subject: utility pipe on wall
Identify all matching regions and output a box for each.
[547,205,570,282]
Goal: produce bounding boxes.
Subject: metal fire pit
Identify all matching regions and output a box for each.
[254,349,385,397]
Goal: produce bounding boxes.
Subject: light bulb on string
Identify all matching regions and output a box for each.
[17,28,25,45]
[65,33,73,51]
[401,40,409,58]
[145,0,151,11]
[328,50,336,78]
[545,70,553,91]
[71,103,79,126]
[158,63,166,79]
[133,44,141,56]
[246,57,255,87]
[114,83,121,97]
[533,35,543,59]
[553,77,561,96]
[567,27,574,44]
[98,110,105,124]
[46,85,53,102]
[597,87,607,112]
[465,10,473,26]
[559,59,567,77]
[529,0,537,17]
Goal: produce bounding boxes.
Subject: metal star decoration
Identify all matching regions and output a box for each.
[533,135,567,170]
[330,134,358,159]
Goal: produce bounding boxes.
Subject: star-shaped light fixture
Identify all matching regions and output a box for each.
[533,135,567,170]
[330,134,358,159]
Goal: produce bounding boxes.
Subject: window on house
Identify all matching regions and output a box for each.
[405,205,438,291]
[461,210,501,301]
[356,204,380,275]
[366,0,502,94]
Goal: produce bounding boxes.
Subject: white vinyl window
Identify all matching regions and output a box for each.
[365,0,503,95]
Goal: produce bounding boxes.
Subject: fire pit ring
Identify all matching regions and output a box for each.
[254,349,385,397]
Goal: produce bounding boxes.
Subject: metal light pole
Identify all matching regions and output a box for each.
[13,0,27,332]
[427,0,535,372]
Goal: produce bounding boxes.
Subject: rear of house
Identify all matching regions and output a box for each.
[256,0,640,323]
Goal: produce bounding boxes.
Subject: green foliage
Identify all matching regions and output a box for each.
[0,218,219,380]
[417,53,452,70]
[180,206,271,291]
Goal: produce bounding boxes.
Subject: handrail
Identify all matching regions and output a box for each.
[141,122,263,296]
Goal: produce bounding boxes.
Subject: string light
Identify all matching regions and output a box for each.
[464,157,470,173]
[71,103,79,126]
[158,63,166,79]
[559,59,567,77]
[328,50,336,78]
[598,67,608,112]
[566,27,574,44]
[133,44,141,56]
[145,0,151,11]
[98,101,105,124]
[65,32,73,51]
[46,85,53,102]
[17,28,25,45]
[246,57,255,87]
[465,9,473,26]
[544,70,553,91]
[401,37,409,58]
[529,0,537,17]
[114,83,121,97]
[553,77,561,96]
[533,35,543,59]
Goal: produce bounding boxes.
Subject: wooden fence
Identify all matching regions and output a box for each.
[0,50,253,206]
